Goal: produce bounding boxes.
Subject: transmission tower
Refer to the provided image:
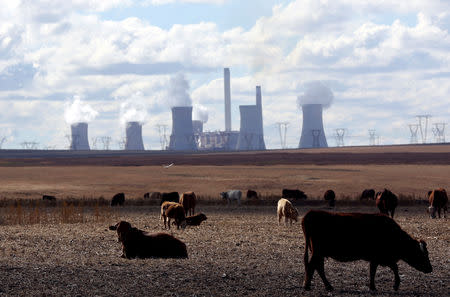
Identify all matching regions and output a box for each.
[91,137,98,150]
[0,136,7,149]
[100,137,112,150]
[432,123,446,143]
[276,122,289,149]
[311,130,321,148]
[369,129,377,146]
[157,124,169,150]
[118,137,126,150]
[408,124,419,144]
[20,142,39,149]
[416,115,432,143]
[335,128,346,147]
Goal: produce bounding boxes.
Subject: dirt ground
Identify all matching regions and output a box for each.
[0,205,448,297]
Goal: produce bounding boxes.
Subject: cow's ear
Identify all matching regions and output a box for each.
[419,240,427,253]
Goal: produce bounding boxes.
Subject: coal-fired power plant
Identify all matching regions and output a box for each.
[125,121,145,150]
[299,104,328,148]
[237,86,266,150]
[169,106,197,151]
[70,122,90,150]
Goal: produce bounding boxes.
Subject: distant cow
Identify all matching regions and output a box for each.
[179,192,196,216]
[282,189,307,200]
[246,190,258,199]
[143,192,150,199]
[149,192,162,200]
[323,190,336,207]
[376,189,398,218]
[109,221,188,259]
[42,195,56,201]
[360,189,376,200]
[161,202,186,230]
[302,210,432,292]
[160,192,180,205]
[220,190,242,205]
[428,188,448,218]
[111,193,125,206]
[186,213,207,226]
[277,198,298,225]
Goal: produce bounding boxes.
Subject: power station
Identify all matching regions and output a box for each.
[299,104,328,148]
[125,121,145,150]
[169,106,197,151]
[70,122,90,150]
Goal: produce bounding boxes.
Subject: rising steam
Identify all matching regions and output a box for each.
[297,81,334,109]
[168,73,192,107]
[64,95,98,124]
[193,105,209,124]
[119,92,148,125]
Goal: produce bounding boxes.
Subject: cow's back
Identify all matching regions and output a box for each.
[430,188,448,208]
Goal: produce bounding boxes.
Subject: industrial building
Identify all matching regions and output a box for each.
[299,104,328,148]
[70,122,90,150]
[125,121,145,150]
[169,106,197,151]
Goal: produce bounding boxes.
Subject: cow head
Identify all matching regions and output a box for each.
[109,221,132,243]
[220,192,227,199]
[403,240,432,274]
[428,206,436,219]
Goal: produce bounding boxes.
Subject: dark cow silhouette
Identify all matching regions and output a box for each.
[109,221,188,259]
[376,189,398,218]
[302,210,432,292]
[323,190,336,207]
[246,190,258,199]
[179,192,196,216]
[111,193,125,206]
[186,213,207,226]
[282,189,307,200]
[143,192,150,199]
[360,189,376,200]
[42,195,56,201]
[160,192,180,205]
[428,188,448,218]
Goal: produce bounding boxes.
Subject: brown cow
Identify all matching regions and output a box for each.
[161,202,186,230]
[302,210,432,292]
[179,191,196,216]
[323,189,336,207]
[186,213,207,226]
[376,189,398,218]
[109,221,188,259]
[428,188,448,218]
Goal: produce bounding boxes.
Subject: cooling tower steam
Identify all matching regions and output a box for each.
[64,95,98,124]
[168,73,192,107]
[193,105,209,124]
[119,92,148,125]
[297,81,334,108]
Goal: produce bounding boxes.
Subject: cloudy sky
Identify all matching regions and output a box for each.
[1,0,449,150]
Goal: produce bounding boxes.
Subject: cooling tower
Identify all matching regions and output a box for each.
[125,121,145,150]
[169,106,197,151]
[299,104,328,148]
[236,105,265,150]
[70,122,90,150]
[224,68,231,131]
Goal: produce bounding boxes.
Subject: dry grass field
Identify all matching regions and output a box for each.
[0,145,448,296]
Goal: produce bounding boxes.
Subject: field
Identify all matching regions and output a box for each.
[0,145,449,296]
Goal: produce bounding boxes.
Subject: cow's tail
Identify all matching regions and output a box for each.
[302,220,311,263]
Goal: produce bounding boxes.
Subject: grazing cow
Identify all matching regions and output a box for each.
[143,192,150,199]
[277,198,299,225]
[220,190,242,205]
[323,190,336,207]
[360,189,376,200]
[160,192,180,205]
[376,189,398,218]
[302,210,432,292]
[42,195,56,201]
[186,213,208,226]
[246,190,258,199]
[111,193,125,206]
[282,189,307,200]
[161,202,186,230]
[428,188,448,218]
[179,191,197,216]
[109,221,188,259]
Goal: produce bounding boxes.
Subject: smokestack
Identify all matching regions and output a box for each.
[169,106,197,151]
[224,68,231,132]
[299,104,328,148]
[70,122,90,150]
[255,86,265,150]
[236,105,265,150]
[125,121,145,150]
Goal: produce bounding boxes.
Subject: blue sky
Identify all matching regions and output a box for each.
[0,0,449,150]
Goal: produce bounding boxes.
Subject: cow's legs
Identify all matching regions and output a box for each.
[390,209,395,218]
[303,247,313,290]
[388,263,400,291]
[167,218,171,230]
[369,262,378,291]
[163,216,167,228]
[315,256,333,291]
[278,213,282,224]
[285,216,288,226]
[437,208,441,218]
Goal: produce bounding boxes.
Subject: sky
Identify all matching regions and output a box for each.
[0,0,449,150]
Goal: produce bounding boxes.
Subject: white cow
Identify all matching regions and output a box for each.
[220,190,242,205]
[277,198,299,225]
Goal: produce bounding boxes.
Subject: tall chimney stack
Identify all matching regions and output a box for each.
[169,106,197,151]
[299,104,328,148]
[125,121,145,150]
[70,122,90,150]
[224,68,231,132]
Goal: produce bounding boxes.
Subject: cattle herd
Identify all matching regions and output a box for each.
[107,187,447,292]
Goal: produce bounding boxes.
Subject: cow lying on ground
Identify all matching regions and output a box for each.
[302,210,432,292]
[160,192,179,205]
[376,189,398,218]
[277,198,298,225]
[109,221,188,259]
[428,188,448,218]
[282,189,307,200]
[186,213,207,226]
[180,191,196,216]
[221,190,242,205]
[160,202,186,229]
[360,189,375,200]
[323,190,336,207]
[111,193,125,206]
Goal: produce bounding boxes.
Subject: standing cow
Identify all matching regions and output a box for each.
[180,191,196,216]
[323,190,336,207]
[220,190,242,205]
[302,210,432,292]
[376,189,398,218]
[428,188,448,218]
[246,190,258,199]
[160,192,180,205]
[360,189,376,200]
[111,193,125,206]
[282,189,307,200]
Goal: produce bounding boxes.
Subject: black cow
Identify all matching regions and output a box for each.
[111,193,125,206]
[323,189,336,207]
[376,189,398,218]
[360,189,376,200]
[246,190,258,199]
[160,192,180,205]
[282,189,307,200]
[42,195,56,201]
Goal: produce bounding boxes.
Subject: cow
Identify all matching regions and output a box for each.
[376,189,398,218]
[149,192,162,200]
[186,213,208,226]
[277,198,298,225]
[302,210,432,292]
[161,202,186,230]
[428,188,448,218]
[179,191,196,216]
[246,190,258,199]
[360,189,376,200]
[109,221,188,259]
[143,192,150,199]
[42,195,56,201]
[160,201,178,220]
[220,190,242,205]
[323,190,336,207]
[111,193,125,206]
[160,192,180,205]
[282,189,307,200]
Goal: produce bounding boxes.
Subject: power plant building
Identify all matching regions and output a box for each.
[70,122,90,150]
[169,106,197,151]
[299,104,328,148]
[125,121,145,150]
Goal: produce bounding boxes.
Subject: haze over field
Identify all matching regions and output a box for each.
[0,0,449,149]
